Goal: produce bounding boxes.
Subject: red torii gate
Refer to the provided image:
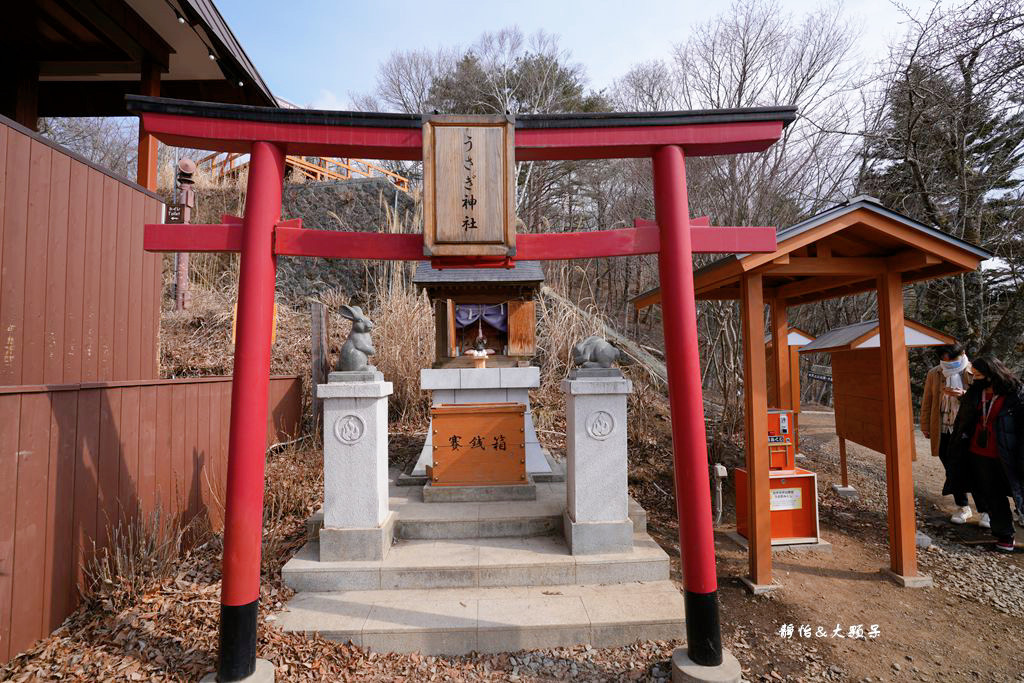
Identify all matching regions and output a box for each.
[126,95,795,682]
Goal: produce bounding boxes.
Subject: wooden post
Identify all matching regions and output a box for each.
[446,299,457,357]
[433,300,448,364]
[839,437,849,488]
[136,61,160,191]
[877,270,917,577]
[311,302,328,429]
[790,346,802,412]
[14,58,38,130]
[741,273,771,587]
[769,298,791,410]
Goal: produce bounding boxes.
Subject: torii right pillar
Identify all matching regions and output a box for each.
[877,270,931,587]
[653,145,743,681]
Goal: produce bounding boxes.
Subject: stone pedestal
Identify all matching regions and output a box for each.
[560,371,633,554]
[201,659,275,683]
[318,373,394,561]
[831,483,858,499]
[671,648,741,683]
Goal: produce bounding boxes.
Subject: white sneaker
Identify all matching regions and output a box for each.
[951,506,973,524]
[979,513,991,529]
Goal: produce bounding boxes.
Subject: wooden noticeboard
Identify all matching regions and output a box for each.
[428,402,526,486]
[422,115,516,259]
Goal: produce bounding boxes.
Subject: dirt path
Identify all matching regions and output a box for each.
[702,410,1024,682]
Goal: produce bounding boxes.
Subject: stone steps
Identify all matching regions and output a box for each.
[282,531,670,593]
[306,481,648,541]
[308,484,647,541]
[277,581,685,655]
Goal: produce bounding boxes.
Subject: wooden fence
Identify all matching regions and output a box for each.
[0,375,302,663]
[0,115,164,386]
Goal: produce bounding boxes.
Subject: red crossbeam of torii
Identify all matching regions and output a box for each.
[144,215,775,258]
[126,95,796,682]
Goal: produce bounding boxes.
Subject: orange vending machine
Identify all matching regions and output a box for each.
[767,409,797,470]
[735,408,820,545]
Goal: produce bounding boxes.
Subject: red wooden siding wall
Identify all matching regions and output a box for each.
[0,375,302,663]
[0,116,163,386]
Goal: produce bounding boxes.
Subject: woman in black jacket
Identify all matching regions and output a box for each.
[950,356,1024,552]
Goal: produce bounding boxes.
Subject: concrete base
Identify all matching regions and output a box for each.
[319,511,396,562]
[739,576,779,595]
[423,481,536,503]
[831,484,858,499]
[724,530,832,555]
[671,648,741,683]
[530,451,566,483]
[881,568,934,588]
[201,659,275,682]
[563,510,633,555]
[329,370,383,382]
[568,367,623,379]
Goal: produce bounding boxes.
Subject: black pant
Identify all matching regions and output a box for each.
[972,454,1014,542]
[939,432,986,511]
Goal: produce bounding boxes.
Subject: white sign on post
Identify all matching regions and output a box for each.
[770,487,802,511]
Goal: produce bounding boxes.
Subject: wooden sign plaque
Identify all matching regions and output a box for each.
[422,115,516,259]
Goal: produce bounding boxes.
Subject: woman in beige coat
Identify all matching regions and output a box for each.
[920,344,982,524]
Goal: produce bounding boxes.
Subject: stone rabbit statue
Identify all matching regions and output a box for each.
[572,335,621,368]
[336,305,377,372]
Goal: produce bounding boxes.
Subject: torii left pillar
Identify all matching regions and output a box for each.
[217,141,285,681]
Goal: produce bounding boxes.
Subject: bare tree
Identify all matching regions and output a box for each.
[39,117,140,180]
[609,60,681,112]
[858,0,1024,357]
[363,47,458,114]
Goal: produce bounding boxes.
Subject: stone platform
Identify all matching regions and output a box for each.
[280,471,680,654]
[279,582,684,654]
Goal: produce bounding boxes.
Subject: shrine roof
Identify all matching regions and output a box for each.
[413,261,545,286]
[799,319,954,353]
[703,196,990,266]
[631,196,991,309]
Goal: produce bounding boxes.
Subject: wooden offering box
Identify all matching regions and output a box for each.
[735,467,820,545]
[428,403,527,486]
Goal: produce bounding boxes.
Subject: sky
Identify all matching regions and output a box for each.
[216,0,935,110]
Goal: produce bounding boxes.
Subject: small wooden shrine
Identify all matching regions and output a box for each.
[413,260,543,367]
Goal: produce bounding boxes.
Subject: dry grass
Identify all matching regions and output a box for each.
[82,507,211,614]
[262,440,325,577]
[313,276,435,430]
[533,267,669,448]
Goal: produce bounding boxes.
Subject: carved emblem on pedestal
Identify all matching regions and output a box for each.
[334,414,365,445]
[586,410,615,440]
